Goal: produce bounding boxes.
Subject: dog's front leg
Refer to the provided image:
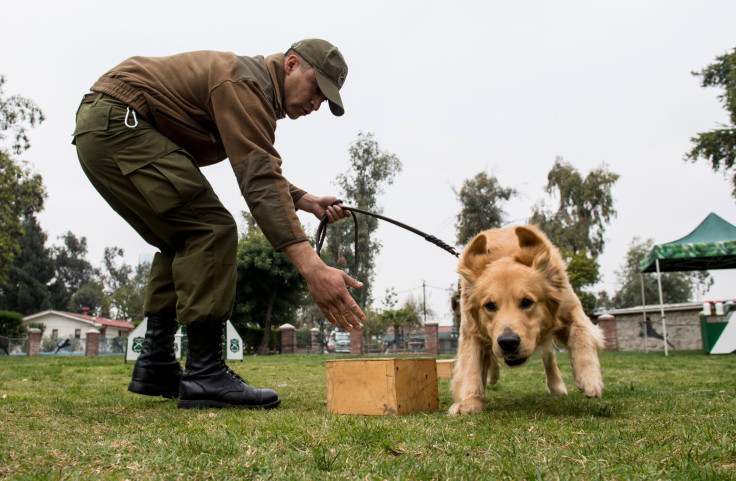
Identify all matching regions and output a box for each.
[540,342,567,395]
[449,334,488,415]
[566,314,604,398]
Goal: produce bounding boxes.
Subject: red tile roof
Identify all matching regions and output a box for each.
[60,311,135,329]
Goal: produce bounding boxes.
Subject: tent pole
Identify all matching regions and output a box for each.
[655,259,668,357]
[640,274,648,353]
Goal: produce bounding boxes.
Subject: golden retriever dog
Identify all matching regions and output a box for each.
[449,225,604,415]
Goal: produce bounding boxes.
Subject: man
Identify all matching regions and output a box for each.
[73,39,365,410]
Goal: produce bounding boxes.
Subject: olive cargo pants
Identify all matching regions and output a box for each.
[73,95,237,325]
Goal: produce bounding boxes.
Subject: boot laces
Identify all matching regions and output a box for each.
[218,358,245,384]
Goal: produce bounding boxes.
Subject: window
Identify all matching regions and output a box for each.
[51,329,58,339]
[74,329,81,339]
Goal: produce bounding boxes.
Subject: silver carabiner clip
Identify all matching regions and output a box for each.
[125,107,139,128]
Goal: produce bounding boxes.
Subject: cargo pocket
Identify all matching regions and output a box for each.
[72,103,112,145]
[117,148,207,216]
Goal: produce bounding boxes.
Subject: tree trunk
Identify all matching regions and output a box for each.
[257,287,278,355]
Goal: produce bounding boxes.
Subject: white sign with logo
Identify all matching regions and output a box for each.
[226,320,243,361]
[125,319,184,362]
[125,318,148,363]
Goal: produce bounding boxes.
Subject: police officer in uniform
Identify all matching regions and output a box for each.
[73,39,365,409]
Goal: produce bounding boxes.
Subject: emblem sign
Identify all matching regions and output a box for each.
[131,337,145,353]
[230,339,240,353]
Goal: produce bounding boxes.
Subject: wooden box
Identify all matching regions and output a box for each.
[325,358,439,415]
[436,359,456,380]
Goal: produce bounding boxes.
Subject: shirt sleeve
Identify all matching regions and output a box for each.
[208,79,308,250]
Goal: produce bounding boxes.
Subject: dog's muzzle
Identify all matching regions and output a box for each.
[497,333,528,366]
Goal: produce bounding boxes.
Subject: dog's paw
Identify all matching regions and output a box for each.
[448,397,485,415]
[576,375,604,398]
[547,379,568,396]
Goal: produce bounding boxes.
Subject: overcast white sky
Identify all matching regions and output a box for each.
[2,0,736,324]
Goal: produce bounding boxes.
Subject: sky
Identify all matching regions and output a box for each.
[2,0,736,324]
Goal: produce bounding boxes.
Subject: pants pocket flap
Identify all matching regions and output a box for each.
[73,104,112,136]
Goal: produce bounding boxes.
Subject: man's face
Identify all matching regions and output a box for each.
[283,56,327,119]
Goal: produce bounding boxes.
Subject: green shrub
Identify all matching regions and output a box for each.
[0,310,24,337]
[237,326,278,354]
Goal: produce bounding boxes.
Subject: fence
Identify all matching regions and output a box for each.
[278,323,459,356]
[0,335,27,355]
[8,324,459,358]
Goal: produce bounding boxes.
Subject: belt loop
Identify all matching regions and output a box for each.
[91,93,103,106]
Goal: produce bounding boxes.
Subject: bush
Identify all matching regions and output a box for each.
[237,326,279,354]
[0,310,24,337]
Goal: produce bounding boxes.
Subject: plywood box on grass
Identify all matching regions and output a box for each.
[325,358,439,415]
[436,359,456,380]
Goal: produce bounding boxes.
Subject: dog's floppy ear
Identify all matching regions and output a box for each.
[458,232,489,282]
[514,225,549,267]
[516,224,566,292]
[531,249,566,293]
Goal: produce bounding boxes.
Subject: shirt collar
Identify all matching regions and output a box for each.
[266,53,286,120]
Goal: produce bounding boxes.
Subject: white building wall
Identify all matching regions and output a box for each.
[23,313,131,339]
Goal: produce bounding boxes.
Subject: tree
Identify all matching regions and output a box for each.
[49,232,97,311]
[0,215,54,314]
[98,246,148,320]
[322,132,402,308]
[685,48,736,196]
[529,158,619,313]
[108,261,150,322]
[0,76,45,155]
[378,294,422,351]
[68,281,105,315]
[0,76,46,286]
[612,238,712,308]
[454,171,516,246]
[232,214,307,354]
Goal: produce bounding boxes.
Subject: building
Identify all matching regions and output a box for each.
[595,302,712,352]
[23,309,135,340]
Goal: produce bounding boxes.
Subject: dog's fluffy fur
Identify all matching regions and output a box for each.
[449,225,604,415]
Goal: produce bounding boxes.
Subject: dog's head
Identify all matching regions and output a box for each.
[458,226,566,367]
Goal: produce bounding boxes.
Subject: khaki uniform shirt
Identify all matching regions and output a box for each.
[90,51,307,250]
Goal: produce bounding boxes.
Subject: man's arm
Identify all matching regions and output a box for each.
[283,241,365,331]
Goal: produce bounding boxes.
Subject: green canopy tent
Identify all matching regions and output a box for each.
[639,212,736,355]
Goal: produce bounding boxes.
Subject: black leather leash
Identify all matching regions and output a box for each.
[315,200,460,277]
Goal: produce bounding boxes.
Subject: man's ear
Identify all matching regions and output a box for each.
[284,54,299,75]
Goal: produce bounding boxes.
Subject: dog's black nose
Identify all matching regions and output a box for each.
[497,333,521,353]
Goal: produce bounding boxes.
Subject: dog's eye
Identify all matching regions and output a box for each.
[520,298,533,309]
[484,302,497,312]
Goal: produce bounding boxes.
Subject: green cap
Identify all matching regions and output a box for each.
[290,39,348,116]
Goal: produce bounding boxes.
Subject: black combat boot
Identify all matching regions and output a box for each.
[128,313,183,399]
[177,321,281,409]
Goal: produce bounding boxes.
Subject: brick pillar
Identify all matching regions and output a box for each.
[85,329,100,356]
[349,328,363,355]
[279,324,296,354]
[596,314,617,351]
[424,322,439,355]
[27,328,42,357]
[310,328,321,354]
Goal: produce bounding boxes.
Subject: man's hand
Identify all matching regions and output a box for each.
[283,241,365,331]
[295,194,351,224]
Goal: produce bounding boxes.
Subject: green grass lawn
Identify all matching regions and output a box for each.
[1,351,734,480]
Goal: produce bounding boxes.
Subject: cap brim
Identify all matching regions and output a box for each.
[314,70,344,116]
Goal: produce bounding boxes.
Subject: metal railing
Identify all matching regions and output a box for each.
[0,335,27,355]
